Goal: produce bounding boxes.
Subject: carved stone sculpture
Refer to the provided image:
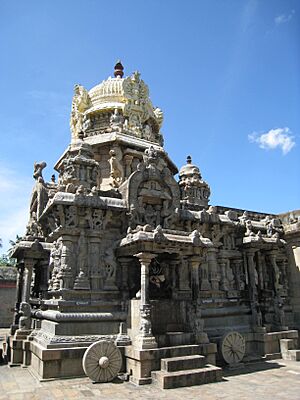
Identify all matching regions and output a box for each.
[220,331,245,365]
[18,302,31,330]
[178,156,210,209]
[70,84,91,138]
[9,62,299,383]
[82,340,122,382]
[33,161,47,180]
[109,148,124,188]
[110,108,124,131]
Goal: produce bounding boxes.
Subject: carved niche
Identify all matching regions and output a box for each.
[122,146,180,230]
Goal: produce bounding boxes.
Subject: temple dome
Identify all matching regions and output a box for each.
[88,76,127,112]
[70,62,164,145]
[179,155,202,180]
[178,156,211,209]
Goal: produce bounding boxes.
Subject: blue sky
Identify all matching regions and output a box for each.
[0,0,299,253]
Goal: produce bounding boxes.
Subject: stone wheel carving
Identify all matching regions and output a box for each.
[82,340,122,382]
[220,331,245,365]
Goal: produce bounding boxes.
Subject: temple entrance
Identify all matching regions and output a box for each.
[149,255,173,300]
[148,254,190,339]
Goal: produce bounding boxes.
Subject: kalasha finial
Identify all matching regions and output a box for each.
[187,155,192,164]
[114,60,124,78]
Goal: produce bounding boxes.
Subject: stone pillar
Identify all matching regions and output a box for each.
[169,258,179,298]
[22,259,35,302]
[74,231,90,290]
[124,154,133,178]
[281,259,288,289]
[231,259,243,291]
[38,259,49,295]
[11,262,25,333]
[200,261,211,291]
[134,252,158,349]
[179,256,190,291]
[118,257,130,300]
[207,248,219,291]
[219,258,229,291]
[246,250,258,301]
[268,251,281,293]
[189,256,200,299]
[256,251,264,290]
[89,236,103,290]
[60,236,75,289]
[86,166,92,184]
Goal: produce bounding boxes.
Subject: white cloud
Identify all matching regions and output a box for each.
[275,10,295,25]
[0,164,33,254]
[248,127,296,155]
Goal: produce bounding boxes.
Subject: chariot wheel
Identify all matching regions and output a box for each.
[220,331,245,365]
[82,340,122,382]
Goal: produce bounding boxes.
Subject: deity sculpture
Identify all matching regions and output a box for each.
[18,302,31,330]
[70,84,91,138]
[110,108,124,131]
[109,148,124,188]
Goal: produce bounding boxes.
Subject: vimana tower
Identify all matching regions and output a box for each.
[7,62,300,388]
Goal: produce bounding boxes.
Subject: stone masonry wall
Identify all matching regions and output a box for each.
[0,267,16,328]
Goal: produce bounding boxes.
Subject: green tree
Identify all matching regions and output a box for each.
[0,235,20,267]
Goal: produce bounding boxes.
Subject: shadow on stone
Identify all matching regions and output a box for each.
[223,361,285,378]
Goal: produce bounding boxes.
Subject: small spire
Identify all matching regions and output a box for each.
[187,155,192,164]
[114,60,124,78]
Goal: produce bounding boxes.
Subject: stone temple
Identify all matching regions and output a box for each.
[6,62,300,388]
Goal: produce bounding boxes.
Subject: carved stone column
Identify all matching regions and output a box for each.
[246,250,257,299]
[39,259,49,295]
[60,236,75,290]
[134,252,158,349]
[179,256,190,291]
[12,262,25,332]
[124,154,133,178]
[207,248,219,291]
[22,259,36,302]
[169,258,179,299]
[189,256,200,299]
[281,259,288,289]
[219,258,229,291]
[89,236,103,290]
[200,261,211,291]
[268,251,281,293]
[231,259,243,291]
[256,251,264,290]
[86,165,92,184]
[74,232,90,290]
[118,257,131,300]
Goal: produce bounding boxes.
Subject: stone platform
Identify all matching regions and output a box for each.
[1,359,300,399]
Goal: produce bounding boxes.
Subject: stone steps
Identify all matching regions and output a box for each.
[153,344,203,358]
[288,350,300,361]
[151,352,222,389]
[152,363,222,389]
[161,354,206,372]
[280,338,300,361]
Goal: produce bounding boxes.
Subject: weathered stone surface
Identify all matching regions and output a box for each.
[161,354,206,372]
[4,62,300,387]
[152,364,222,389]
[0,267,16,328]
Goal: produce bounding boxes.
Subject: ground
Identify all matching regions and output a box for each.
[0,359,299,400]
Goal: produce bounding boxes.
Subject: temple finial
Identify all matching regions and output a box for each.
[187,155,192,164]
[114,60,124,78]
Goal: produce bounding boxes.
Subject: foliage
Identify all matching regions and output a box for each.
[0,254,16,267]
[0,235,20,267]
